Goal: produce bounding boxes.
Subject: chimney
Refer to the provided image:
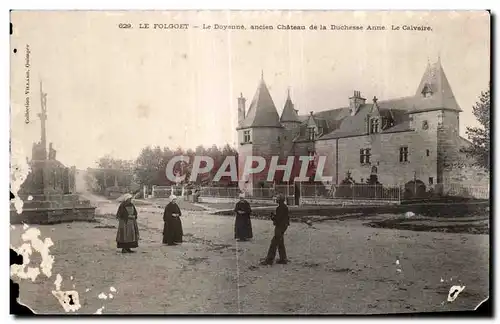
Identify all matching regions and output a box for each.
[349,90,366,116]
[238,93,246,124]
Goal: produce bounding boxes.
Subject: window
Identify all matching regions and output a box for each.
[318,127,323,135]
[422,84,433,98]
[422,120,429,130]
[360,148,371,164]
[243,130,251,143]
[277,136,280,143]
[399,146,409,162]
[370,118,380,133]
[308,128,315,141]
[429,177,434,185]
[437,111,443,126]
[426,149,430,157]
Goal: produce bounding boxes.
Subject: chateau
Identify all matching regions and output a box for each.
[236,58,473,191]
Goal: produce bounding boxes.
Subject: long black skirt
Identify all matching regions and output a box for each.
[163,217,183,244]
[116,219,139,249]
[234,214,253,240]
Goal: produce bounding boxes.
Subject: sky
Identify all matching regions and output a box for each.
[10,10,490,169]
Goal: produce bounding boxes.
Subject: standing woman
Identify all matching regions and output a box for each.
[234,193,253,241]
[116,193,140,253]
[163,195,183,245]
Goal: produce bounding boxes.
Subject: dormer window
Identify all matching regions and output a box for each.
[369,118,380,134]
[422,84,433,98]
[308,127,316,141]
[382,117,394,129]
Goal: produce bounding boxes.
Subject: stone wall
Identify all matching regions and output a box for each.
[237,127,283,186]
[437,110,461,184]
[314,139,337,182]
[317,130,437,187]
[10,207,96,224]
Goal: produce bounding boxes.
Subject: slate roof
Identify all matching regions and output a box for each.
[294,110,349,142]
[238,78,283,129]
[414,59,461,112]
[312,59,460,140]
[239,59,460,142]
[280,92,300,123]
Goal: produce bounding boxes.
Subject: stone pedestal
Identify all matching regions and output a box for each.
[11,159,96,224]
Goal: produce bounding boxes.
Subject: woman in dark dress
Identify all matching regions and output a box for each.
[234,193,253,241]
[116,193,140,253]
[163,195,183,245]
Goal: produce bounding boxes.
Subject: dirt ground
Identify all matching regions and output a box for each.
[10,198,489,314]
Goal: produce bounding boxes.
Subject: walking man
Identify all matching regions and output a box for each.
[260,194,290,265]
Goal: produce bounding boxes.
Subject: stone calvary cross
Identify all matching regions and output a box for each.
[37,80,48,159]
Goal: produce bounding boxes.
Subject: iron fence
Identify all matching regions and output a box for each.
[300,183,401,201]
[199,187,240,198]
[147,182,489,203]
[152,186,183,198]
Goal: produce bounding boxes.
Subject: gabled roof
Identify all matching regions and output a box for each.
[306,113,317,128]
[319,103,412,140]
[280,91,300,123]
[238,77,282,129]
[293,110,348,142]
[317,59,461,140]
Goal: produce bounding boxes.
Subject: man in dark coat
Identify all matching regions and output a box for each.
[261,194,290,265]
[234,193,253,241]
[163,195,183,245]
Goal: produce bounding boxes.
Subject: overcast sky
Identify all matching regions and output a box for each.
[10,10,490,169]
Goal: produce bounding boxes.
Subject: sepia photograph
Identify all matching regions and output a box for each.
[9,10,490,315]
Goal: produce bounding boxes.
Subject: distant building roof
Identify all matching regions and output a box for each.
[238,77,283,129]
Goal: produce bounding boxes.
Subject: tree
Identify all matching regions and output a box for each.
[135,146,164,186]
[461,86,490,171]
[93,155,135,191]
[96,155,134,170]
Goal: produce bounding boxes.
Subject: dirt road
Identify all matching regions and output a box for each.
[10,199,489,314]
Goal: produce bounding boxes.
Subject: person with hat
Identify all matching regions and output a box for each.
[162,195,183,245]
[233,192,253,242]
[115,193,140,253]
[260,194,290,265]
